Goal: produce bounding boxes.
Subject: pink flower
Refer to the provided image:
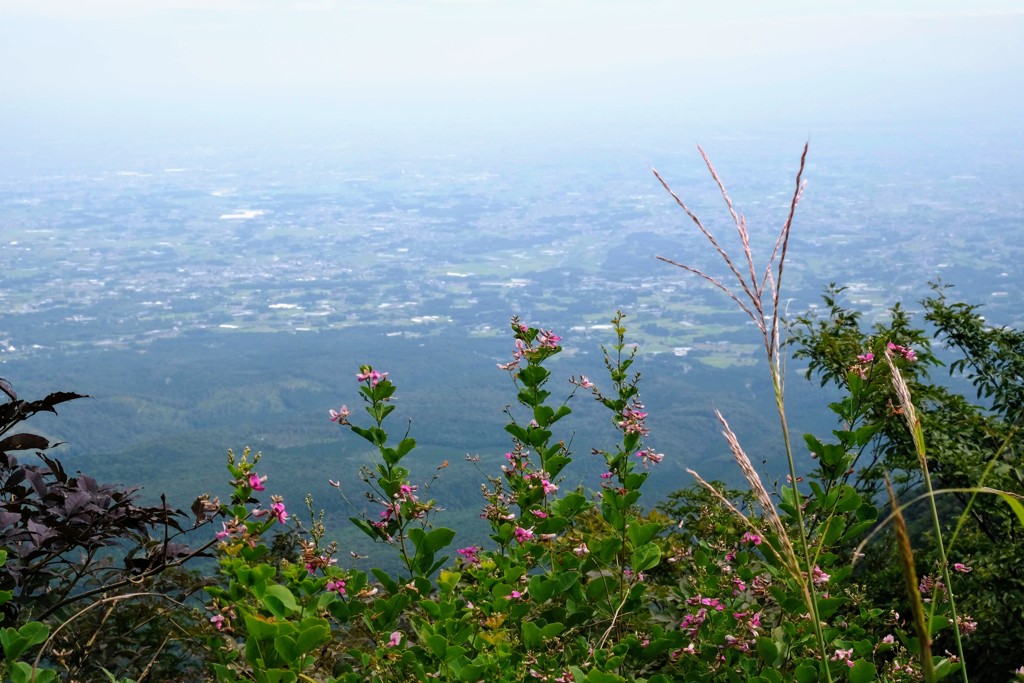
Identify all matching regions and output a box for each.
[538,330,562,348]
[530,510,548,518]
[388,631,402,647]
[635,450,664,467]
[306,555,337,574]
[356,369,388,387]
[248,473,267,491]
[856,352,875,363]
[514,526,534,543]
[270,500,288,524]
[541,479,558,495]
[457,546,481,564]
[329,405,350,422]
[396,484,418,502]
[510,589,527,599]
[617,406,650,435]
[887,342,917,362]
[574,543,589,556]
[210,614,226,630]
[953,562,972,573]
[216,518,244,540]
[600,472,614,479]
[812,565,830,586]
[326,579,346,595]
[957,615,977,636]
[831,648,854,666]
[741,532,762,546]
[882,634,895,644]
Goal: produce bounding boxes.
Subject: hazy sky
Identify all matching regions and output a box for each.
[2,1,1022,139]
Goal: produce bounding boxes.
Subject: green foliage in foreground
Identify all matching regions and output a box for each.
[3,303,1020,682]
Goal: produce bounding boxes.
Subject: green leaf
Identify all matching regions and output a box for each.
[631,542,661,572]
[627,521,662,548]
[295,620,330,655]
[371,568,399,593]
[755,637,778,666]
[816,596,844,620]
[554,492,589,517]
[17,621,49,647]
[396,437,416,457]
[522,576,546,603]
[847,660,877,683]
[424,527,456,553]
[998,491,1024,528]
[522,621,542,649]
[540,622,564,639]
[793,662,818,683]
[820,517,845,546]
[426,633,448,659]
[0,630,29,662]
[273,634,298,662]
[9,662,48,683]
[262,585,300,618]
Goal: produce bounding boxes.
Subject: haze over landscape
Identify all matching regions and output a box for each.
[2,0,1023,553]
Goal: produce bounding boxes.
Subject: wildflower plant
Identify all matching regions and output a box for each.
[204,447,359,682]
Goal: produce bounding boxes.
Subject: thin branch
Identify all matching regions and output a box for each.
[651,166,758,306]
[655,255,760,326]
[698,145,761,303]
[37,531,220,621]
[764,142,809,349]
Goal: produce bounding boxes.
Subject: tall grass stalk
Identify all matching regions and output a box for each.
[885,351,968,681]
[885,473,936,682]
[655,144,834,679]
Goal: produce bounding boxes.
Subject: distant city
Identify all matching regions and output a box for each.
[3,128,1022,367]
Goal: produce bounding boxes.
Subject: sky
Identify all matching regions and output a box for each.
[1,0,1022,143]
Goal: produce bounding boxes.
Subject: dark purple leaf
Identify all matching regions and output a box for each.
[0,433,50,452]
[24,469,48,497]
[30,391,89,415]
[0,378,15,401]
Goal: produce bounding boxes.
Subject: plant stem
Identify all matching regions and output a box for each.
[772,371,833,683]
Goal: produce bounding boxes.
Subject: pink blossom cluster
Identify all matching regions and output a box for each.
[680,596,726,637]
[536,329,562,348]
[634,449,664,467]
[523,471,558,495]
[852,352,875,379]
[456,545,481,565]
[303,549,337,575]
[956,614,977,636]
[811,565,830,586]
[617,405,650,436]
[496,325,563,372]
[215,517,250,543]
[395,483,418,503]
[918,574,947,601]
[887,341,917,362]
[356,368,388,387]
[740,531,762,546]
[831,648,855,667]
